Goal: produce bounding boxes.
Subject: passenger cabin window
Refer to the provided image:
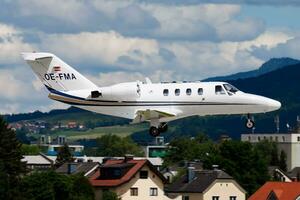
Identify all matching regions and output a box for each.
[186,88,192,96]
[215,85,225,95]
[175,89,180,96]
[198,88,203,95]
[163,89,169,96]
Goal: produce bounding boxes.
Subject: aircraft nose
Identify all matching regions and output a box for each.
[266,99,281,111]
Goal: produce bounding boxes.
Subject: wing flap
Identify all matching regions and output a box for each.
[132,109,176,124]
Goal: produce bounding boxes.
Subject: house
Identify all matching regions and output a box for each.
[165,167,246,200]
[248,182,300,200]
[68,122,77,129]
[55,162,100,177]
[162,161,203,184]
[268,166,292,182]
[22,153,54,171]
[89,156,170,200]
[287,167,300,181]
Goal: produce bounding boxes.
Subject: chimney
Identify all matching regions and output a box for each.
[124,154,134,163]
[68,163,77,174]
[187,166,195,183]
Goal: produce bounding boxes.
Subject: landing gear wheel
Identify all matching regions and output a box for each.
[158,123,168,133]
[149,126,160,137]
[246,119,255,129]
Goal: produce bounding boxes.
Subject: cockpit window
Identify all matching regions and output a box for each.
[223,84,239,94]
[215,85,226,95]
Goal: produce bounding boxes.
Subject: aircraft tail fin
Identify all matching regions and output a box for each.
[21,52,97,91]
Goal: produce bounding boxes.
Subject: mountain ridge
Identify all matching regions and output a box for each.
[204,57,300,81]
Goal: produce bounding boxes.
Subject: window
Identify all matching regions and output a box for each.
[182,196,189,200]
[163,89,169,96]
[198,88,203,95]
[140,170,148,179]
[258,136,261,141]
[282,136,285,141]
[230,196,237,200]
[175,89,180,96]
[215,85,225,95]
[298,136,300,142]
[130,188,138,196]
[223,84,239,94]
[150,188,158,196]
[212,196,219,200]
[186,88,192,95]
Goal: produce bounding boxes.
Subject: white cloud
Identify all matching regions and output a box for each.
[217,18,265,41]
[0,1,299,114]
[0,23,33,64]
[18,0,92,25]
[252,36,300,60]
[240,31,293,50]
[40,31,159,69]
[86,70,179,87]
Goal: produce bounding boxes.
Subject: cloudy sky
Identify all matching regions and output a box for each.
[0,0,299,114]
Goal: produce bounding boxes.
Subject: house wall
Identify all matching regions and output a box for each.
[167,193,203,200]
[94,165,173,200]
[203,180,245,200]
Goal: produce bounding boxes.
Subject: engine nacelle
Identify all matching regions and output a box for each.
[91,82,140,101]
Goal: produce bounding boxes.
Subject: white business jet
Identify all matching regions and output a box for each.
[22,52,281,137]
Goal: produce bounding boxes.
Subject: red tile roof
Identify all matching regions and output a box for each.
[89,159,155,187]
[248,182,300,200]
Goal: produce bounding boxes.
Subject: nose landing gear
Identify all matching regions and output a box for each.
[245,114,255,129]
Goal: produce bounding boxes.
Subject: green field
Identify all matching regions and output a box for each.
[47,124,147,140]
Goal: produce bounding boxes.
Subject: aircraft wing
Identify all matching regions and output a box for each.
[132,109,176,124]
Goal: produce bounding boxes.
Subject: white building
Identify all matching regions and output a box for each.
[241,133,300,170]
[165,168,246,200]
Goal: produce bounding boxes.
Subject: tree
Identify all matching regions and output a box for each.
[279,150,287,172]
[16,127,30,144]
[102,190,118,200]
[255,140,279,166]
[95,134,143,157]
[0,117,26,199]
[21,144,40,155]
[71,174,95,200]
[56,143,74,167]
[164,138,270,195]
[20,171,94,200]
